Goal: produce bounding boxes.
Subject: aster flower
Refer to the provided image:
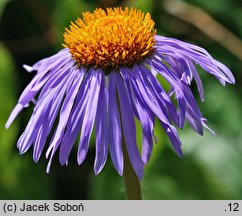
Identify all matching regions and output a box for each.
[6,8,235,180]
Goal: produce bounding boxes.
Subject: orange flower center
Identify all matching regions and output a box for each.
[63,7,156,69]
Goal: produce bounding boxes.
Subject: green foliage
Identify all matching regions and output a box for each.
[0,0,8,16]
[126,0,154,12]
[53,0,91,43]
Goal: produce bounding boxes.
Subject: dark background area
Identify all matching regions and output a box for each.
[0,0,241,199]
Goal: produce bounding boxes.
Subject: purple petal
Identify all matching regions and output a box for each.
[120,67,154,163]
[46,67,85,172]
[17,90,55,154]
[154,35,235,84]
[32,48,70,73]
[147,58,202,125]
[125,66,183,157]
[94,76,108,175]
[139,64,183,128]
[108,72,123,176]
[5,52,74,129]
[128,66,171,125]
[213,59,235,84]
[59,70,94,165]
[202,118,216,136]
[159,122,183,157]
[23,64,34,73]
[37,61,74,100]
[187,60,205,101]
[77,69,102,165]
[117,72,144,180]
[20,53,72,106]
[5,104,24,129]
[185,104,203,135]
[30,68,77,162]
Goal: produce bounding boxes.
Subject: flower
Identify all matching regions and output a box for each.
[6,8,235,180]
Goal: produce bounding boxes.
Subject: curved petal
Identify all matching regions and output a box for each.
[33,68,77,161]
[46,67,85,172]
[154,35,235,84]
[147,58,203,126]
[120,67,154,163]
[108,72,123,176]
[117,72,144,180]
[94,76,108,174]
[139,64,183,128]
[129,66,171,125]
[185,105,203,135]
[127,67,183,157]
[159,122,183,157]
[77,69,102,165]
[5,50,73,128]
[59,70,94,165]
[187,60,205,102]
[18,69,76,156]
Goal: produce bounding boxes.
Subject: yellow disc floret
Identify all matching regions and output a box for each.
[63,7,156,69]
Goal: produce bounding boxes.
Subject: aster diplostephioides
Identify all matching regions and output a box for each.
[6,8,235,180]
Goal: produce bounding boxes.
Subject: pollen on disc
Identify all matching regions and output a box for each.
[63,7,156,69]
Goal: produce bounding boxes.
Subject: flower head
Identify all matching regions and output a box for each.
[6,7,235,180]
[64,8,156,69]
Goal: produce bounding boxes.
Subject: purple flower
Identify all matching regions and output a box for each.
[6,8,234,180]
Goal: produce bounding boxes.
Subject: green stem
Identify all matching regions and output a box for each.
[122,139,142,200]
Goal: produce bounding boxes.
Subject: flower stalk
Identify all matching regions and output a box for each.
[123,138,142,200]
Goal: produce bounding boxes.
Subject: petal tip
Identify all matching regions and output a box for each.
[23,64,33,73]
[5,123,10,129]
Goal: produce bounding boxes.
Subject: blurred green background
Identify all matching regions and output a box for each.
[0,0,241,199]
